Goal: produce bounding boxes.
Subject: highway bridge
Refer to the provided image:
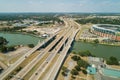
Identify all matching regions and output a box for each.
[28,26,74,80]
[0,29,59,80]
[0,18,81,80]
[11,27,72,80]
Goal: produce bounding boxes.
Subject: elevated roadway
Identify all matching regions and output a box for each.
[0,29,60,80]
[29,27,74,80]
[11,27,71,80]
[45,28,80,80]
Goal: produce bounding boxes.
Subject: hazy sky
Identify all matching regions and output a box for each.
[0,0,120,13]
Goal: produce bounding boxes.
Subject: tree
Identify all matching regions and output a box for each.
[82,70,87,74]
[71,75,76,79]
[61,71,67,76]
[71,69,79,75]
[77,60,90,68]
[93,39,99,44]
[62,66,67,71]
[75,65,81,71]
[106,56,119,65]
[0,37,8,45]
[1,46,7,53]
[28,44,34,48]
[71,55,81,61]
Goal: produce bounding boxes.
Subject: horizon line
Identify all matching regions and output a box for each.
[0,12,120,14]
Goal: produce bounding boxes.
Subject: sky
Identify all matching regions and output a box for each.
[0,0,120,13]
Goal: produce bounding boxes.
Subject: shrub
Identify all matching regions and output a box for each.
[71,69,79,75]
[75,65,81,71]
[28,44,34,48]
[61,71,67,76]
[82,70,87,74]
[71,55,81,61]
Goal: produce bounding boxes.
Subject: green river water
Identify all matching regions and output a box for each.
[72,42,120,60]
[0,33,44,46]
[0,33,120,60]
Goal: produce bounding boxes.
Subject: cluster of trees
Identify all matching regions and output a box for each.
[0,37,8,45]
[61,54,89,78]
[106,56,119,65]
[0,37,15,53]
[70,55,89,78]
[0,46,15,53]
[76,18,120,25]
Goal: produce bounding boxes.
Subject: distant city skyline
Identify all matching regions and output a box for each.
[0,0,120,13]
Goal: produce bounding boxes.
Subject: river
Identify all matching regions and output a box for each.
[0,32,44,46]
[0,32,120,60]
[72,41,120,60]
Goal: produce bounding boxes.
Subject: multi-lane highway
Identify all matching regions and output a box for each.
[46,28,80,80]
[42,19,80,80]
[11,27,71,80]
[0,18,81,80]
[0,32,58,80]
[28,26,74,80]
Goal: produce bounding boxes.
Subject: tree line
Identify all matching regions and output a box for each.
[76,18,120,25]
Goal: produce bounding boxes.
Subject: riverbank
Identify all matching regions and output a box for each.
[77,40,120,47]
[0,31,41,38]
[72,41,120,60]
[75,23,120,47]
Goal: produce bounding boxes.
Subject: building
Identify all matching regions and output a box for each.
[91,24,120,41]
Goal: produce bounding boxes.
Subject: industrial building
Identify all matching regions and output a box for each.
[91,24,120,41]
